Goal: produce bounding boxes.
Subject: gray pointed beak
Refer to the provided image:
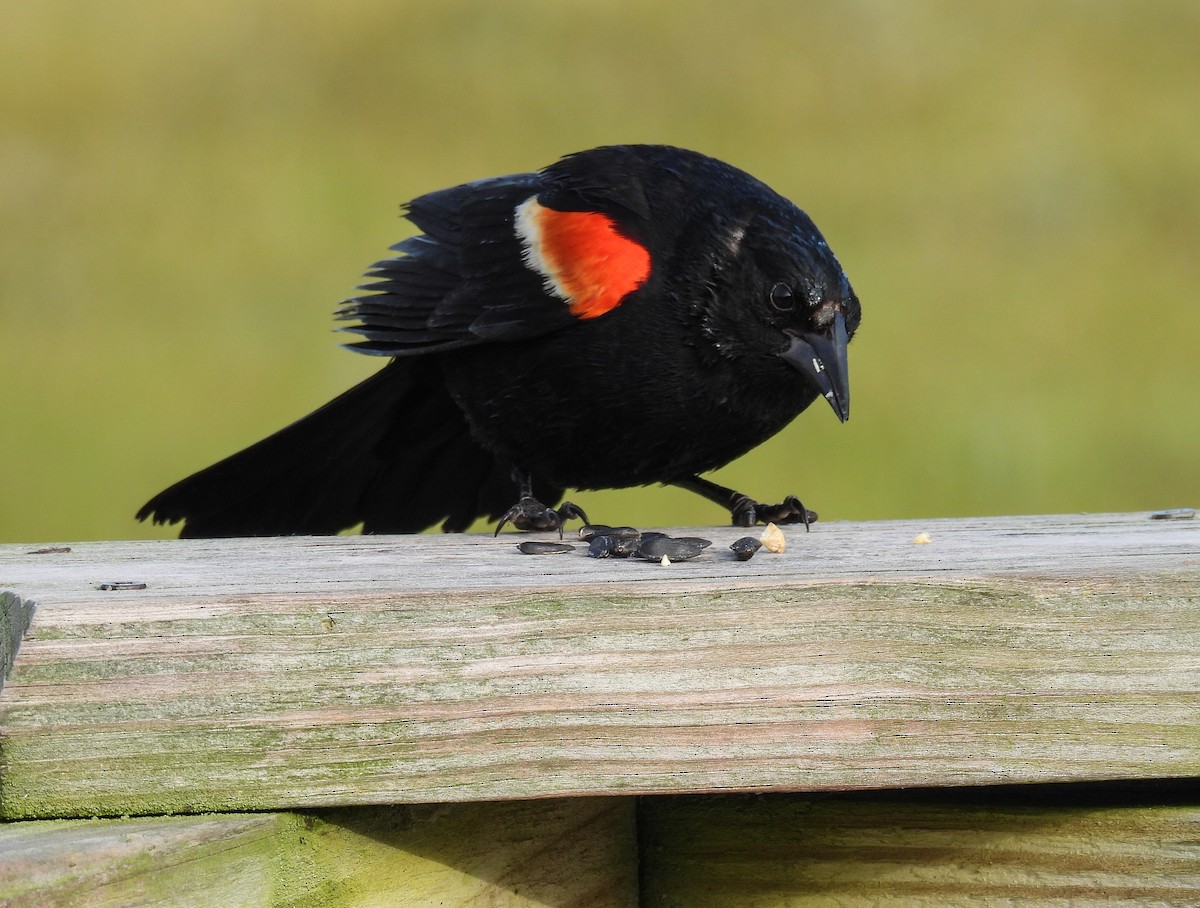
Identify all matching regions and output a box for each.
[780,311,850,422]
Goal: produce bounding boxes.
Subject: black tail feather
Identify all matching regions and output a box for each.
[136,360,538,536]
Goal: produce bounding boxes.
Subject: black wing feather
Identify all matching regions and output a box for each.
[338,171,583,357]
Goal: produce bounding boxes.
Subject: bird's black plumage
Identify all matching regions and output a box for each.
[138,145,861,537]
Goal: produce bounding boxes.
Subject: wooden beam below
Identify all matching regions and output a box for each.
[0,798,636,908]
[639,790,1200,905]
[3,791,1198,906]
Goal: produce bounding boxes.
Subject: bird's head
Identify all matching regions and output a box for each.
[535,146,860,421]
[685,201,860,423]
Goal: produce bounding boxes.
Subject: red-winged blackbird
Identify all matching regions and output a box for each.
[138,145,860,537]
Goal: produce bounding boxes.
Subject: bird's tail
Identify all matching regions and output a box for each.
[137,360,532,536]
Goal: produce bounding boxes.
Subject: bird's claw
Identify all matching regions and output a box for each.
[494,498,590,538]
[729,494,817,531]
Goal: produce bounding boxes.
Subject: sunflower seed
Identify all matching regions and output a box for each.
[517,541,576,555]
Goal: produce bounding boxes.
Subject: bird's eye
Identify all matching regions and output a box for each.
[769,282,794,312]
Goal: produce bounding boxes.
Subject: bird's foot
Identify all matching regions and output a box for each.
[729,494,817,531]
[494,498,589,538]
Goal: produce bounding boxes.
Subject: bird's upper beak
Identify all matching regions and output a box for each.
[780,310,850,422]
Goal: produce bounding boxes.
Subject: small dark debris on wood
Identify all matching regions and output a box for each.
[96,581,148,591]
[1150,508,1195,520]
[730,536,763,561]
[517,541,576,555]
[578,524,641,541]
[518,522,788,564]
[635,536,710,562]
[587,535,637,558]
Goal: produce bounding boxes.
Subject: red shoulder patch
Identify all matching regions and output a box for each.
[515,198,651,319]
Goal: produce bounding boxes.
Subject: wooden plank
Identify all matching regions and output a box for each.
[0,798,636,907]
[1,512,1195,600]
[1,512,1197,819]
[639,790,1200,906]
[285,798,638,907]
[0,813,283,908]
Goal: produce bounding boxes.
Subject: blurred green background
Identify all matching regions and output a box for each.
[2,1,1198,543]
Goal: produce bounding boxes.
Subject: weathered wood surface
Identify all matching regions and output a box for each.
[0,798,636,907]
[3,791,1198,907]
[0,512,1197,819]
[639,790,1200,906]
[0,813,281,908]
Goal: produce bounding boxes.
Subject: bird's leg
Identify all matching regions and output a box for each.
[673,475,817,530]
[494,468,589,537]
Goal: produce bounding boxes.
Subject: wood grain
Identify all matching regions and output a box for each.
[0,798,636,907]
[1,512,1197,819]
[0,813,283,908]
[640,792,1200,906]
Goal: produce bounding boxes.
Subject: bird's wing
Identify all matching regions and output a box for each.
[338,171,652,356]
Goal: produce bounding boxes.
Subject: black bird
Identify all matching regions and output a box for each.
[138,145,860,537]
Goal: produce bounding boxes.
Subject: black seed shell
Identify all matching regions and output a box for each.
[729,536,763,561]
[579,524,642,541]
[636,536,709,561]
[587,536,615,558]
[517,541,576,555]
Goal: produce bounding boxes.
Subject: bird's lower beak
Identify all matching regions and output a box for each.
[781,311,850,422]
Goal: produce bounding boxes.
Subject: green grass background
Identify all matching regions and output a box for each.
[2,1,1197,543]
